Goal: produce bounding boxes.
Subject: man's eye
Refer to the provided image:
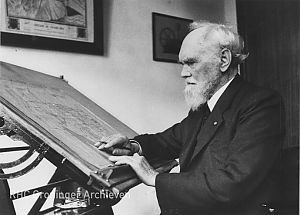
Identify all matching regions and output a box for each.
[186,60,196,66]
[179,59,197,66]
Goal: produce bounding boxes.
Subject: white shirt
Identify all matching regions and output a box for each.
[207,78,234,112]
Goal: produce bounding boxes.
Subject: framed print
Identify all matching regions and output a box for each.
[152,12,192,63]
[0,0,103,55]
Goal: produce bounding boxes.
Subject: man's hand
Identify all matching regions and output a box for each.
[94,134,141,156]
[109,153,158,187]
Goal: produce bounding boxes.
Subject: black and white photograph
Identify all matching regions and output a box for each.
[0,0,298,215]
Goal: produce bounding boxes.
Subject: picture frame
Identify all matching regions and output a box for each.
[152,12,193,63]
[0,0,103,55]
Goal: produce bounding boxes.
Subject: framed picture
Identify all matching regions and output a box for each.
[0,0,103,55]
[152,12,192,63]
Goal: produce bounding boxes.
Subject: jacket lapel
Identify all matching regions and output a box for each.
[190,110,224,162]
[180,106,207,170]
[188,75,244,164]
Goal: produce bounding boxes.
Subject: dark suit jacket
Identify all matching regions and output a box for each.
[134,76,285,215]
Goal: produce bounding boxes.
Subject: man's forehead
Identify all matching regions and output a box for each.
[179,47,198,62]
[179,30,206,59]
[179,28,218,60]
[186,28,208,44]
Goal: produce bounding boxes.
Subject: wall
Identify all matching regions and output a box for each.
[0,0,236,214]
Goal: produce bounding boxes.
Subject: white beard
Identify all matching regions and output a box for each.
[184,82,212,111]
[184,65,222,111]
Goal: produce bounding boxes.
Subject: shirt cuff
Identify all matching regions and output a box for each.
[129,139,143,155]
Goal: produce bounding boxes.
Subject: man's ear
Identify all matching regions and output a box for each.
[220,48,232,73]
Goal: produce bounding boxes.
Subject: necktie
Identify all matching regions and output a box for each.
[201,102,211,127]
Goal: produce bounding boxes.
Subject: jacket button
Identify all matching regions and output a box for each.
[213,121,218,126]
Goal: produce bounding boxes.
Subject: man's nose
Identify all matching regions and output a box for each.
[181,65,192,78]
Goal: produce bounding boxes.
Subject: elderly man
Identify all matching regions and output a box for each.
[96,21,284,215]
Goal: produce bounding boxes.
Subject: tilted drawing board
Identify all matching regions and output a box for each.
[0,61,177,195]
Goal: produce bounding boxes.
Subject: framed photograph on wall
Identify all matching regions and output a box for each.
[0,0,103,55]
[152,12,193,63]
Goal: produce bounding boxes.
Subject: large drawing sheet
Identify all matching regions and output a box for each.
[0,61,137,178]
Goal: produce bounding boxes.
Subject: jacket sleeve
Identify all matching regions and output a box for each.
[133,112,193,160]
[155,91,285,210]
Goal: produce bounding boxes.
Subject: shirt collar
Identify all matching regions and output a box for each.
[207,77,234,111]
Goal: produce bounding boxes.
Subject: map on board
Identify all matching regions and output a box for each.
[0,62,177,192]
[0,80,119,170]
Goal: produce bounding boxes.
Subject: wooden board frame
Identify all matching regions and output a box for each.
[0,61,177,195]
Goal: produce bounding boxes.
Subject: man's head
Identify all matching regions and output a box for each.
[179,21,247,111]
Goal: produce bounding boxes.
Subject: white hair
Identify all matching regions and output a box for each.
[189,21,249,66]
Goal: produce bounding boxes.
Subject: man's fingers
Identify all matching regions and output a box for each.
[102,134,128,149]
[109,155,127,162]
[95,141,106,149]
[115,160,129,166]
[112,148,131,156]
[109,154,157,186]
[99,134,115,143]
[109,155,142,169]
[94,142,101,147]
[103,138,121,148]
[95,134,127,151]
[109,156,133,166]
[133,153,140,157]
